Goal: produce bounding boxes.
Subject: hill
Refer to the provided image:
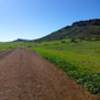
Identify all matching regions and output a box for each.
[35,19,100,42]
[14,38,32,42]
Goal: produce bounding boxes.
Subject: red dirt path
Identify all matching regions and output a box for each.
[0,48,99,100]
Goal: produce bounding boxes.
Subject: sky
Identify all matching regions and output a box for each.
[0,0,100,42]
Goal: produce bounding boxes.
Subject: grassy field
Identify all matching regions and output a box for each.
[0,42,33,52]
[0,40,100,94]
[32,40,100,94]
[0,42,16,52]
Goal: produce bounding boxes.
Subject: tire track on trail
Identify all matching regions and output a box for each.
[0,48,99,100]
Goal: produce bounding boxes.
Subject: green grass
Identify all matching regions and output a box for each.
[32,40,100,94]
[0,41,34,52]
[0,42,16,52]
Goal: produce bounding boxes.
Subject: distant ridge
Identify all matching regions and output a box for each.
[14,38,32,42]
[35,19,100,42]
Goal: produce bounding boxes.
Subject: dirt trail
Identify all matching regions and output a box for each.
[0,48,99,100]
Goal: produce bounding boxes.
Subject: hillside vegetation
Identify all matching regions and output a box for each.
[35,19,100,42]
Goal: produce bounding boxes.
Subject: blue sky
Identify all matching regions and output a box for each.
[0,0,100,42]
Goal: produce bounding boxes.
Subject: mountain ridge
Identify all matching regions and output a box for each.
[13,19,100,42]
[34,19,100,42]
